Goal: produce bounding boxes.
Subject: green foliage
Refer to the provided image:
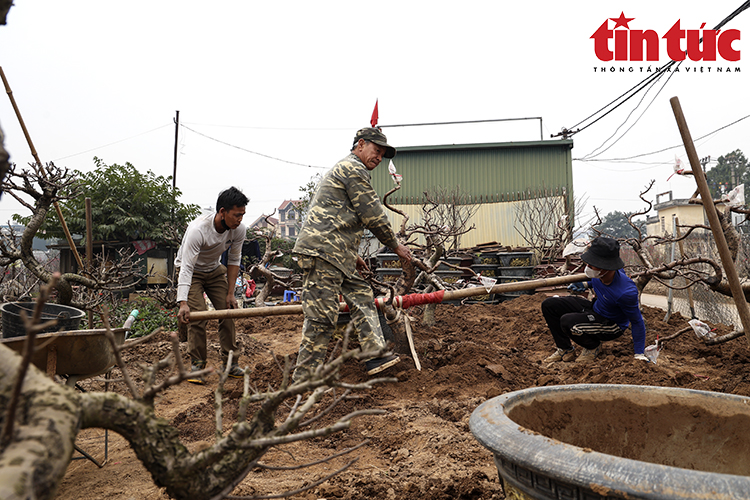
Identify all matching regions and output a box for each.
[95,296,178,338]
[591,211,645,239]
[706,149,748,199]
[295,173,322,223]
[15,157,201,244]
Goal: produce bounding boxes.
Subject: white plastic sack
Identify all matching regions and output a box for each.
[722,184,745,208]
[688,319,716,340]
[562,237,589,257]
[389,160,403,184]
[673,157,685,174]
[644,343,660,363]
[479,276,497,293]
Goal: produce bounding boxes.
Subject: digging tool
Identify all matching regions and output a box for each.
[188,273,587,322]
[402,313,420,370]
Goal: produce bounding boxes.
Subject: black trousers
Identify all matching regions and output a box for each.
[541,295,624,350]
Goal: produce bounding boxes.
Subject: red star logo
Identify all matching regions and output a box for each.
[610,12,634,29]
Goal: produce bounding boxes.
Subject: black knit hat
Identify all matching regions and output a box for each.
[581,237,625,271]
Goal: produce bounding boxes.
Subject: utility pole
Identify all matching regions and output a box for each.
[699,156,711,173]
[699,156,713,197]
[170,110,180,280]
[173,110,180,189]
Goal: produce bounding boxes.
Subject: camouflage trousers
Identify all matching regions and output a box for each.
[293,255,385,382]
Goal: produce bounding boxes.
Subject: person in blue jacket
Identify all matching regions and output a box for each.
[542,236,649,364]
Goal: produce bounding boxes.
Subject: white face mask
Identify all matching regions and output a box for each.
[585,265,602,279]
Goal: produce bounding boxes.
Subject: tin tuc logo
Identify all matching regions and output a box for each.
[591,12,740,62]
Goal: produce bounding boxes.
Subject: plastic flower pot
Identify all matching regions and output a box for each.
[497,251,534,267]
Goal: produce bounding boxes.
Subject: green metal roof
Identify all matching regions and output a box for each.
[392,138,572,153]
[372,139,573,205]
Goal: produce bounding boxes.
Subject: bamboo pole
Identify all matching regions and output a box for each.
[190,303,303,321]
[85,197,93,328]
[0,66,84,270]
[670,96,750,345]
[189,273,587,322]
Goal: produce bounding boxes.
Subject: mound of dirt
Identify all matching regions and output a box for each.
[56,293,746,500]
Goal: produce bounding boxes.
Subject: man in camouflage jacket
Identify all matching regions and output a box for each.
[292,127,411,380]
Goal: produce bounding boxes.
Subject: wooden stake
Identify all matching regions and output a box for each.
[403,314,421,371]
[670,96,750,345]
[0,66,84,270]
[85,197,94,328]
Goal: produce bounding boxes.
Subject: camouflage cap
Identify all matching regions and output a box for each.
[353,127,396,159]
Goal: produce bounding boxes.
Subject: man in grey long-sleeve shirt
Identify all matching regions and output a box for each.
[175,186,247,384]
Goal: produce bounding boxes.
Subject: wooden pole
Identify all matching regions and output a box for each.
[172,110,179,189]
[189,273,587,322]
[445,273,584,301]
[170,110,179,281]
[85,198,94,329]
[190,303,303,321]
[670,96,750,345]
[0,66,84,270]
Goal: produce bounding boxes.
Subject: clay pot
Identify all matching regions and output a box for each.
[470,384,750,499]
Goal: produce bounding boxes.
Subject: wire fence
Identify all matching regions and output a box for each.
[0,251,60,302]
[624,232,749,329]
[674,232,748,329]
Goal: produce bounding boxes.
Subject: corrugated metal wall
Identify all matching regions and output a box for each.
[384,196,567,249]
[371,139,574,246]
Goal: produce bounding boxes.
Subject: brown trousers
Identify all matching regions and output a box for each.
[183,265,237,363]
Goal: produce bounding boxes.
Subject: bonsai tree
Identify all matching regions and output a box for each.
[1,159,199,308]
[0,281,394,500]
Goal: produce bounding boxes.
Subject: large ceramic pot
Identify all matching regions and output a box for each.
[470,384,750,499]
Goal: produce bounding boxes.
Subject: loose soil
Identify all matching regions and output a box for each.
[55,293,750,500]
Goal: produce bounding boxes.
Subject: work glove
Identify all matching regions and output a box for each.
[567,282,588,293]
[634,354,650,362]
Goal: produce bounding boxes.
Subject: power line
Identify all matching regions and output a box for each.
[575,112,750,162]
[571,63,675,137]
[564,1,750,142]
[580,70,676,160]
[179,124,327,169]
[182,122,353,131]
[51,123,172,162]
[579,162,672,172]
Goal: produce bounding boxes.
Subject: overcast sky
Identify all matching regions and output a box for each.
[1,1,748,233]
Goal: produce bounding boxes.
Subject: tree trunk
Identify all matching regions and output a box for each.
[0,342,277,500]
[0,345,80,500]
[56,276,75,305]
[78,392,270,500]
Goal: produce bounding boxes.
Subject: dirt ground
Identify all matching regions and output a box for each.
[55,291,750,500]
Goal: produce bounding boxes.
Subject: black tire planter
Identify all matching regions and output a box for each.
[470,384,750,500]
[1,301,85,338]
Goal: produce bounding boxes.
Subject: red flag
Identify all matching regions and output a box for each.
[370,99,379,127]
